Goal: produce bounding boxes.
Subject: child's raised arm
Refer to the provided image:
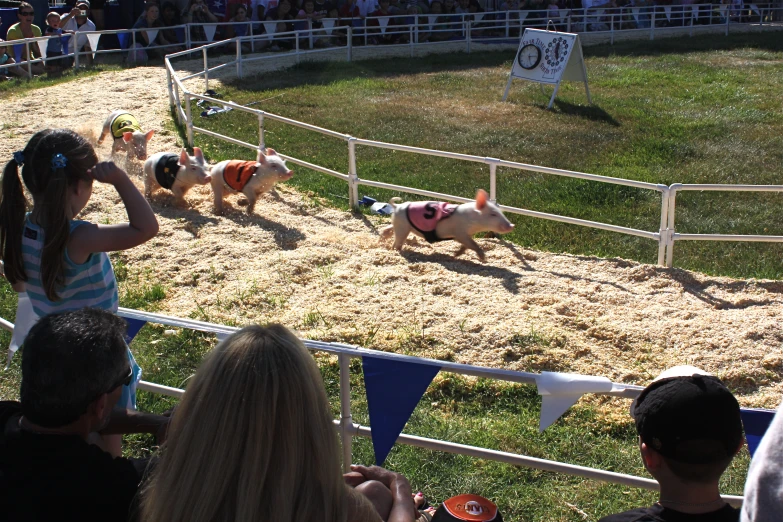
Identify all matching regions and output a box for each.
[68,161,159,264]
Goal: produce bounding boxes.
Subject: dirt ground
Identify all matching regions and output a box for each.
[1,45,781,410]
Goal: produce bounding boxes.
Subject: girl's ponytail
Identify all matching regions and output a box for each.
[0,153,29,285]
[27,129,97,302]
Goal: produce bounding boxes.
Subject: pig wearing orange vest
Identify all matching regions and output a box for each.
[210,148,293,215]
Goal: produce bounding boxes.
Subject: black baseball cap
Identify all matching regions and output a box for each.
[432,494,503,522]
[632,366,743,464]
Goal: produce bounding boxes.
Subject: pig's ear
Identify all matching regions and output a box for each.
[475,189,488,210]
[194,147,204,163]
[145,130,155,141]
[179,148,190,166]
[266,148,278,156]
[257,149,267,164]
[122,132,133,143]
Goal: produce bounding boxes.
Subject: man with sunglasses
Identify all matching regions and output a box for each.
[0,308,170,522]
[5,1,45,76]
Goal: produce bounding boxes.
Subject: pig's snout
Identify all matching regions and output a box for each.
[200,175,212,185]
[282,170,294,180]
[501,222,514,233]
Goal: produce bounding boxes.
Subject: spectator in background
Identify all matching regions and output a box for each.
[61,1,96,67]
[367,0,402,43]
[226,3,253,50]
[741,404,783,522]
[159,2,185,51]
[119,0,143,31]
[313,0,334,17]
[599,366,743,522]
[141,324,419,522]
[0,308,170,522]
[265,0,295,49]
[44,11,74,71]
[182,0,219,43]
[6,2,45,76]
[0,38,21,79]
[133,3,174,59]
[223,0,252,21]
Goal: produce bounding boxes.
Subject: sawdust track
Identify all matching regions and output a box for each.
[1,45,781,410]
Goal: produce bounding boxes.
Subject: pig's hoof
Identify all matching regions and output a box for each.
[237,197,249,206]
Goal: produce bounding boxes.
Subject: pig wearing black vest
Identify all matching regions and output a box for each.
[380,189,514,261]
[209,148,293,215]
[143,148,211,207]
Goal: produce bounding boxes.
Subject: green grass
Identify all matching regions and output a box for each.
[184,31,783,279]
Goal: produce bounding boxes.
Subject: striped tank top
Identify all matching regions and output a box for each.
[21,216,119,317]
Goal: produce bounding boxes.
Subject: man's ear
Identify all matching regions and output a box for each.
[87,393,110,424]
[639,441,664,471]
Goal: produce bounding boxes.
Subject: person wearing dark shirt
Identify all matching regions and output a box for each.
[599,366,743,522]
[0,308,170,522]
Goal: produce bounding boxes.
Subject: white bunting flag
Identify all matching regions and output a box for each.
[473,12,483,22]
[537,371,613,431]
[262,21,277,40]
[427,14,438,30]
[203,24,218,42]
[663,5,671,21]
[631,7,640,22]
[37,39,48,62]
[749,3,760,16]
[86,33,101,59]
[690,4,698,19]
[517,10,527,25]
[144,29,159,45]
[321,18,335,35]
[377,16,389,34]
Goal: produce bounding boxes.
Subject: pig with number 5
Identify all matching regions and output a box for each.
[380,189,514,261]
[210,148,294,215]
[143,148,211,207]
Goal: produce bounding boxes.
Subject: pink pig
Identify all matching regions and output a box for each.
[209,148,293,215]
[380,189,514,261]
[98,110,155,161]
[143,148,211,207]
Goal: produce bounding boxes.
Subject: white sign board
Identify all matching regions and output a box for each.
[502,28,591,109]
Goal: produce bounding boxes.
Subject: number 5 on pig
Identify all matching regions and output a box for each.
[143,148,211,207]
[210,148,293,215]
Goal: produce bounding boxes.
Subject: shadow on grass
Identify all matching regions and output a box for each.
[550,99,621,126]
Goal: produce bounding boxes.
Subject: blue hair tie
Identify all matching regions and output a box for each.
[51,153,68,170]
[12,150,24,165]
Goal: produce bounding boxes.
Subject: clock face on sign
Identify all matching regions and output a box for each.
[545,37,569,68]
[517,43,542,70]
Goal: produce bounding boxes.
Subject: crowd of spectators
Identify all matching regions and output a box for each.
[2,0,771,76]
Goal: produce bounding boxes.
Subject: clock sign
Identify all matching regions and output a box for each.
[517,43,542,70]
[545,37,569,68]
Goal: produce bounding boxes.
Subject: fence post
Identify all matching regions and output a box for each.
[166,65,175,109]
[656,185,669,266]
[567,14,571,32]
[258,113,265,150]
[347,26,353,62]
[665,184,680,268]
[24,42,32,79]
[309,19,314,49]
[296,31,300,64]
[410,26,414,57]
[725,7,729,35]
[185,92,194,147]
[131,30,136,62]
[236,39,243,78]
[489,162,497,203]
[186,25,192,49]
[339,353,353,473]
[203,47,209,92]
[610,13,614,44]
[650,6,655,39]
[466,21,471,53]
[348,137,359,209]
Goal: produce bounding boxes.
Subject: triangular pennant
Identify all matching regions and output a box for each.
[362,356,440,465]
[749,3,760,15]
[377,16,389,34]
[537,371,613,431]
[145,29,158,45]
[262,21,278,40]
[473,12,484,22]
[13,44,23,63]
[117,32,130,49]
[741,408,776,458]
[87,33,101,59]
[5,293,37,369]
[321,18,335,35]
[690,5,698,18]
[518,11,527,24]
[428,14,438,30]
[124,317,147,344]
[203,24,218,42]
[631,7,640,22]
[663,5,671,21]
[37,40,48,62]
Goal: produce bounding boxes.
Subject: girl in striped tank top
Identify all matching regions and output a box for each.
[1,129,159,453]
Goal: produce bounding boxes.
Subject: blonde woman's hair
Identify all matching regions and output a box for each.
[142,324,347,522]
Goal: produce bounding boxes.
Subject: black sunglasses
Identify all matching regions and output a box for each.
[20,11,35,15]
[108,366,134,393]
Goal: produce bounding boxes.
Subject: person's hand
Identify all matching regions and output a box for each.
[343,471,367,487]
[349,465,401,488]
[155,408,175,444]
[70,7,81,16]
[88,161,128,185]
